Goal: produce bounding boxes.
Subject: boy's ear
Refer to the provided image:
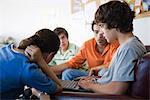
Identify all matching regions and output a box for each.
[45,52,55,64]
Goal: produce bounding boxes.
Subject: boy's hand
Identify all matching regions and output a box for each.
[89,67,99,76]
[25,45,43,62]
[78,78,94,91]
[89,65,105,76]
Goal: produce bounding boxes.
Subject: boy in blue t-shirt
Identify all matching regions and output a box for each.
[0,29,62,99]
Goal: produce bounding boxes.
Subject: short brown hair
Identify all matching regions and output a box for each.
[18,29,60,54]
[53,27,68,39]
[95,1,135,33]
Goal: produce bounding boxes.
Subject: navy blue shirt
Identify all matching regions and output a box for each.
[0,44,57,99]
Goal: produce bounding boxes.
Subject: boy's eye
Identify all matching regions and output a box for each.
[97,23,105,28]
[99,24,104,28]
[94,30,99,34]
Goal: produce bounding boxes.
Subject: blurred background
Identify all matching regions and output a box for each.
[0,0,150,47]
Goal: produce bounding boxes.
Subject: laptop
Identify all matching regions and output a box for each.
[60,80,93,93]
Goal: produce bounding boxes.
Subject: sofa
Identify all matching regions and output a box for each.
[128,52,150,99]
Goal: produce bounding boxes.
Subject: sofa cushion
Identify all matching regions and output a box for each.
[129,52,150,99]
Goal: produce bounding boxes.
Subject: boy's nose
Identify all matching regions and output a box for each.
[98,32,104,38]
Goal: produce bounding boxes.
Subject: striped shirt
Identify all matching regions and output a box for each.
[49,43,79,66]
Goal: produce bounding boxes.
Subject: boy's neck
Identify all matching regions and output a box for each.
[118,32,134,45]
[14,47,25,54]
[96,43,107,54]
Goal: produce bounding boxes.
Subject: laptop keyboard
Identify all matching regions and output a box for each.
[61,80,79,89]
[60,80,94,93]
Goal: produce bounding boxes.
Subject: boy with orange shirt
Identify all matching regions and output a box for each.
[51,21,119,80]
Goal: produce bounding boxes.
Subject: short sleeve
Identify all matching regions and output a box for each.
[112,48,138,82]
[21,63,57,95]
[66,43,86,68]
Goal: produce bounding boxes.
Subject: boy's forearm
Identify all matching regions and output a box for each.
[51,63,70,74]
[89,82,129,95]
[37,59,61,86]
[50,66,62,75]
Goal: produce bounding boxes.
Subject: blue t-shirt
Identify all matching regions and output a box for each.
[0,44,57,99]
[97,36,147,84]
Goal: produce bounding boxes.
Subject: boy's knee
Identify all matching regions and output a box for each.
[62,69,73,75]
[62,69,74,80]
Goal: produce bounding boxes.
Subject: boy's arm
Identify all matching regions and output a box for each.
[24,45,62,87]
[50,63,70,75]
[37,58,62,87]
[50,43,87,74]
[79,80,129,95]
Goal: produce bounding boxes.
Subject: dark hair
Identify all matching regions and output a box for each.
[94,1,135,33]
[53,27,68,39]
[91,21,96,31]
[18,29,60,54]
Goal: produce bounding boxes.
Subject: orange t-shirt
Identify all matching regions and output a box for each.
[65,38,119,69]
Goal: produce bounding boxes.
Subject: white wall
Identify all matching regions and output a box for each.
[0,0,94,47]
[0,0,69,44]
[133,17,150,45]
[0,0,150,47]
